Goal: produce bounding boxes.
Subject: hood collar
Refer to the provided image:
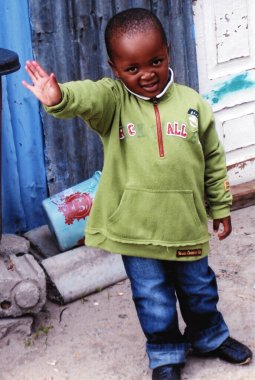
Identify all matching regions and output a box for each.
[122,67,174,101]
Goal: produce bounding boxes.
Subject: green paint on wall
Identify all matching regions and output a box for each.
[204,72,254,105]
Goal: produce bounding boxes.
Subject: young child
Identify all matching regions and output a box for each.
[23,8,252,380]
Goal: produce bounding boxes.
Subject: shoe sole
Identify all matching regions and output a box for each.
[217,355,252,365]
[238,357,252,365]
[190,351,252,365]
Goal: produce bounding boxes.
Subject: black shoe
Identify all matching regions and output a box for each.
[208,337,252,365]
[152,364,182,380]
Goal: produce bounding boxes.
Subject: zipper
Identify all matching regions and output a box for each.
[152,97,165,158]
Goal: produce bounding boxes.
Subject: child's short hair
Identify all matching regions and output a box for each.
[105,8,168,60]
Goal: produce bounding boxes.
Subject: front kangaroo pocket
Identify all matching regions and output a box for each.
[107,188,207,245]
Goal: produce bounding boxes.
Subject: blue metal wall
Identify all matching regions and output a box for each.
[1,0,198,234]
[0,0,48,233]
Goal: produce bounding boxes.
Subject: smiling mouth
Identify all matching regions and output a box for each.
[141,82,158,91]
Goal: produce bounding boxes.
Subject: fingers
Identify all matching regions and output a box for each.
[33,61,49,78]
[48,72,58,87]
[213,216,232,240]
[21,78,44,101]
[21,79,34,91]
[25,60,49,82]
[24,61,37,83]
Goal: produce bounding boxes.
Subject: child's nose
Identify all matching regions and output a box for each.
[140,71,155,80]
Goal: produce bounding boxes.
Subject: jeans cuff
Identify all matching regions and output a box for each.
[146,342,190,369]
[191,323,229,353]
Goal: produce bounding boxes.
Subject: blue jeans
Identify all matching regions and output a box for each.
[122,255,229,369]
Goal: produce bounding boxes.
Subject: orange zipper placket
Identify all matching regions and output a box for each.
[152,98,165,158]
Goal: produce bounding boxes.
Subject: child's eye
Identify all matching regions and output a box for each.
[126,67,138,74]
[152,59,163,66]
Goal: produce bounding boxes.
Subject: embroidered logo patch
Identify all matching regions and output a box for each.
[176,249,202,257]
[224,180,230,192]
[187,108,199,129]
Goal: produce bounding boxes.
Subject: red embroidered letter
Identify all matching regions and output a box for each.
[180,124,187,138]
[119,127,125,140]
[166,122,174,135]
[127,123,136,136]
[174,122,181,136]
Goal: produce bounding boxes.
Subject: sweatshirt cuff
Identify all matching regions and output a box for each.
[209,205,231,220]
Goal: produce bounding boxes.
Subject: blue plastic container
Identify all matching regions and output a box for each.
[42,171,101,251]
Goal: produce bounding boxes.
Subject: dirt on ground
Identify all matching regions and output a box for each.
[0,206,255,380]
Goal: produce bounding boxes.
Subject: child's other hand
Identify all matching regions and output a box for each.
[22,61,62,106]
[213,216,232,240]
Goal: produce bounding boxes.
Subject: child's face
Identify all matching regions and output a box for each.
[109,29,170,98]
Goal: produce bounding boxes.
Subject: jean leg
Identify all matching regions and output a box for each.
[122,255,189,368]
[174,257,229,352]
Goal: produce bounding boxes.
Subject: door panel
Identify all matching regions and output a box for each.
[193,0,255,185]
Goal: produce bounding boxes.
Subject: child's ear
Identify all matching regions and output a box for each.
[108,59,120,79]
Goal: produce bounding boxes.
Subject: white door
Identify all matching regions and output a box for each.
[193,0,255,185]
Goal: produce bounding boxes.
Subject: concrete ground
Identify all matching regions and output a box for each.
[0,205,255,380]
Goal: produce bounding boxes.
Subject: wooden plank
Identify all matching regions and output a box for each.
[231,180,255,210]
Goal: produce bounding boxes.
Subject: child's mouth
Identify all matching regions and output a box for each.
[141,82,158,92]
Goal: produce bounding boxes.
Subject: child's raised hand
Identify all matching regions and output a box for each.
[22,61,62,106]
[213,216,232,240]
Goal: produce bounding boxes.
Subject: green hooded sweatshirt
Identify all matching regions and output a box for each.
[45,77,232,261]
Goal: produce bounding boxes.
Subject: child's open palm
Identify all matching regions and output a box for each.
[22,61,62,106]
